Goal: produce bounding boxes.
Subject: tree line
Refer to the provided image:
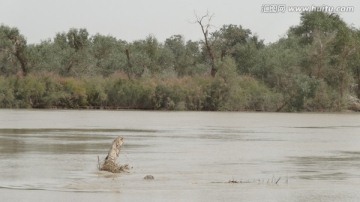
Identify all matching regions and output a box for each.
[0,11,360,111]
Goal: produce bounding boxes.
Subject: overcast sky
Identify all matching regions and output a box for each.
[0,0,359,44]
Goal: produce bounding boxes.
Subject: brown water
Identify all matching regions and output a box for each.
[0,110,360,202]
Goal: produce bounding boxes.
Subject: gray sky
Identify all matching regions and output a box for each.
[0,0,359,44]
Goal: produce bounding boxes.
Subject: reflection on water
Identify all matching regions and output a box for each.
[290,151,360,180]
[0,110,360,202]
[0,128,152,155]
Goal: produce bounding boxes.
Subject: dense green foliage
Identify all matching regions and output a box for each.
[1,11,359,111]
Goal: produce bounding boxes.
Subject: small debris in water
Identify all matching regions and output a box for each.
[228,179,239,184]
[225,176,285,185]
[144,175,155,180]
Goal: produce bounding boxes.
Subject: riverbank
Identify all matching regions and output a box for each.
[1,74,357,112]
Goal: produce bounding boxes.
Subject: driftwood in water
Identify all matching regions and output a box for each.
[100,136,129,173]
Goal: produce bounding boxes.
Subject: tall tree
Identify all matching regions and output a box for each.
[210,24,264,75]
[53,28,94,76]
[349,29,360,99]
[164,35,202,76]
[91,34,127,76]
[0,25,28,76]
[290,11,356,100]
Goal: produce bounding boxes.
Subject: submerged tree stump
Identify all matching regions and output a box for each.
[100,136,129,173]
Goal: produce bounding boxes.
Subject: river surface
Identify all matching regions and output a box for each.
[0,110,359,202]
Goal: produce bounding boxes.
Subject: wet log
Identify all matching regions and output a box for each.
[100,136,129,173]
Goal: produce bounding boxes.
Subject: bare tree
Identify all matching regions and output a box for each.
[194,11,217,77]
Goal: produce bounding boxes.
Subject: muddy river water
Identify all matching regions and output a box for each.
[0,110,359,201]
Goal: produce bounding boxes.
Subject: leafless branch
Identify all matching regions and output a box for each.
[193,11,217,77]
